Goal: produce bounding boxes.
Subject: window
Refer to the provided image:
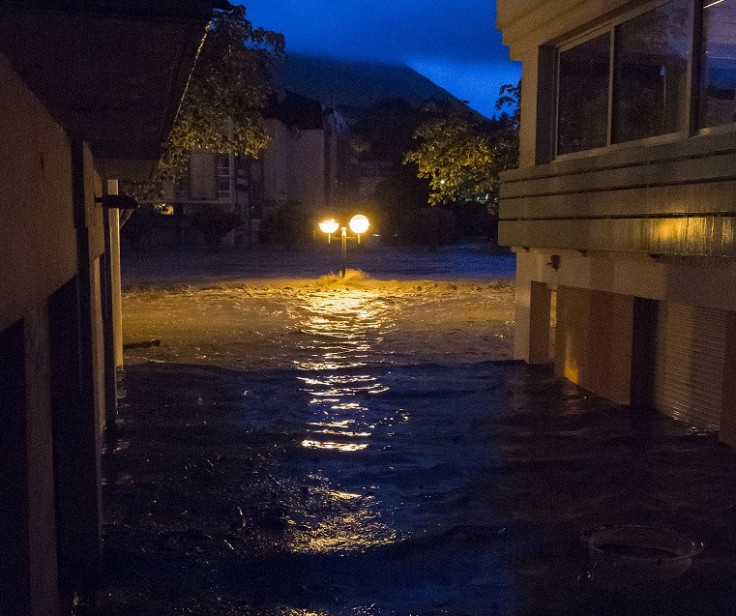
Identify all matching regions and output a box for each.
[555,0,736,157]
[216,154,231,200]
[699,0,736,127]
[557,33,611,155]
[612,0,691,143]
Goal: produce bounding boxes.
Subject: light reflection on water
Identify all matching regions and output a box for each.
[286,473,398,555]
[292,288,393,372]
[291,287,400,555]
[295,288,393,455]
[122,275,516,371]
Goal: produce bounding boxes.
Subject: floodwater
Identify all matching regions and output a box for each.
[78,244,736,615]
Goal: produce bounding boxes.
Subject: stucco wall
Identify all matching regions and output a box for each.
[262,119,290,207]
[0,53,77,329]
[262,120,327,211]
[0,51,107,616]
[288,129,326,210]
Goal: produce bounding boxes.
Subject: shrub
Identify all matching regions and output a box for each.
[259,202,312,247]
[120,204,159,250]
[399,207,457,247]
[187,207,241,251]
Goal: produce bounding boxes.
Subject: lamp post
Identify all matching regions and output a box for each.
[319,214,370,278]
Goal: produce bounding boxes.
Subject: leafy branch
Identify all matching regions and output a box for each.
[125,6,284,203]
[403,83,520,212]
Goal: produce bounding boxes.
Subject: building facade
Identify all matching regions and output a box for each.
[497,0,736,442]
[163,91,354,244]
[0,2,214,614]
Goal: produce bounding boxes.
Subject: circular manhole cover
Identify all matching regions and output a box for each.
[587,525,703,586]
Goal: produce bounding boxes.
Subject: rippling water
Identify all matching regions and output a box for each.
[82,251,736,616]
[122,271,515,370]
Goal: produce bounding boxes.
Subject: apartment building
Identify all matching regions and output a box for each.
[497,0,736,443]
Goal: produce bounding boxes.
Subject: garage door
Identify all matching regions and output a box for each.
[653,302,726,432]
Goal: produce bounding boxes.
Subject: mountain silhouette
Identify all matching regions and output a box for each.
[272,53,471,116]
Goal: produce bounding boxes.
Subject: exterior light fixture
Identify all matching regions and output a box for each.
[95,194,139,209]
[319,214,370,278]
[319,218,340,238]
[348,214,370,238]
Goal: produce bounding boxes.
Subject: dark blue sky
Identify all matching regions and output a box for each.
[239,1,521,118]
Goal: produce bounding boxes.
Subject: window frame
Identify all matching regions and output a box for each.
[555,27,614,155]
[552,0,733,161]
[215,153,232,200]
[696,0,736,135]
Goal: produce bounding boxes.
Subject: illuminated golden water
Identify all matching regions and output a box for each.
[288,288,401,554]
[286,472,398,555]
[295,289,393,454]
[120,277,514,557]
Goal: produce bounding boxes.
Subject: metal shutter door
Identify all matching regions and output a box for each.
[653,302,726,432]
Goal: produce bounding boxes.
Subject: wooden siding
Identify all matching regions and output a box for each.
[499,132,736,255]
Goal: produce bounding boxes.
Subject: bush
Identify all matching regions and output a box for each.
[399,207,457,247]
[259,202,313,247]
[120,204,159,250]
[187,207,241,251]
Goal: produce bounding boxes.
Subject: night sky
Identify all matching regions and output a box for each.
[239,0,521,118]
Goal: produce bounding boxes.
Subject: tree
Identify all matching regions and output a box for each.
[125,5,284,201]
[352,98,427,166]
[403,84,519,213]
[351,99,431,239]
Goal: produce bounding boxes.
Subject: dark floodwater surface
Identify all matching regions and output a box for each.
[79,362,736,616]
[78,246,736,615]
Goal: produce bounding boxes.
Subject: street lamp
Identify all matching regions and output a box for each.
[319,218,340,241]
[319,214,370,278]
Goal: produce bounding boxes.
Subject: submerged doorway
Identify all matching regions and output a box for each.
[0,319,30,616]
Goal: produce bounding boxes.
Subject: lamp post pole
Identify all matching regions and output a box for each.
[341,226,347,278]
[319,215,369,279]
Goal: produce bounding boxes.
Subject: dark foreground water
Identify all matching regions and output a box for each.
[80,363,736,616]
[78,245,736,615]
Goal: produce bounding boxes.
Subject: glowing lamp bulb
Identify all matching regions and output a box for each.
[319,218,339,235]
[348,214,370,235]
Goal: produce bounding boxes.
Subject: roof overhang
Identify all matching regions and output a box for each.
[0,1,230,179]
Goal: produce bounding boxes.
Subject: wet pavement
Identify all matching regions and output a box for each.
[77,245,736,615]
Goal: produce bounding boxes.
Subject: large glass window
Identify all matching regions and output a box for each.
[555,0,735,157]
[612,0,692,143]
[699,0,736,128]
[557,33,611,155]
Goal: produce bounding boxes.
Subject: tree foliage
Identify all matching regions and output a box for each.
[125,6,284,201]
[352,99,427,165]
[403,84,520,211]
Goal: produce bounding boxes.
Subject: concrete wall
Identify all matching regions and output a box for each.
[0,51,109,616]
[261,120,327,212]
[1,51,71,616]
[0,53,77,327]
[555,286,634,405]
